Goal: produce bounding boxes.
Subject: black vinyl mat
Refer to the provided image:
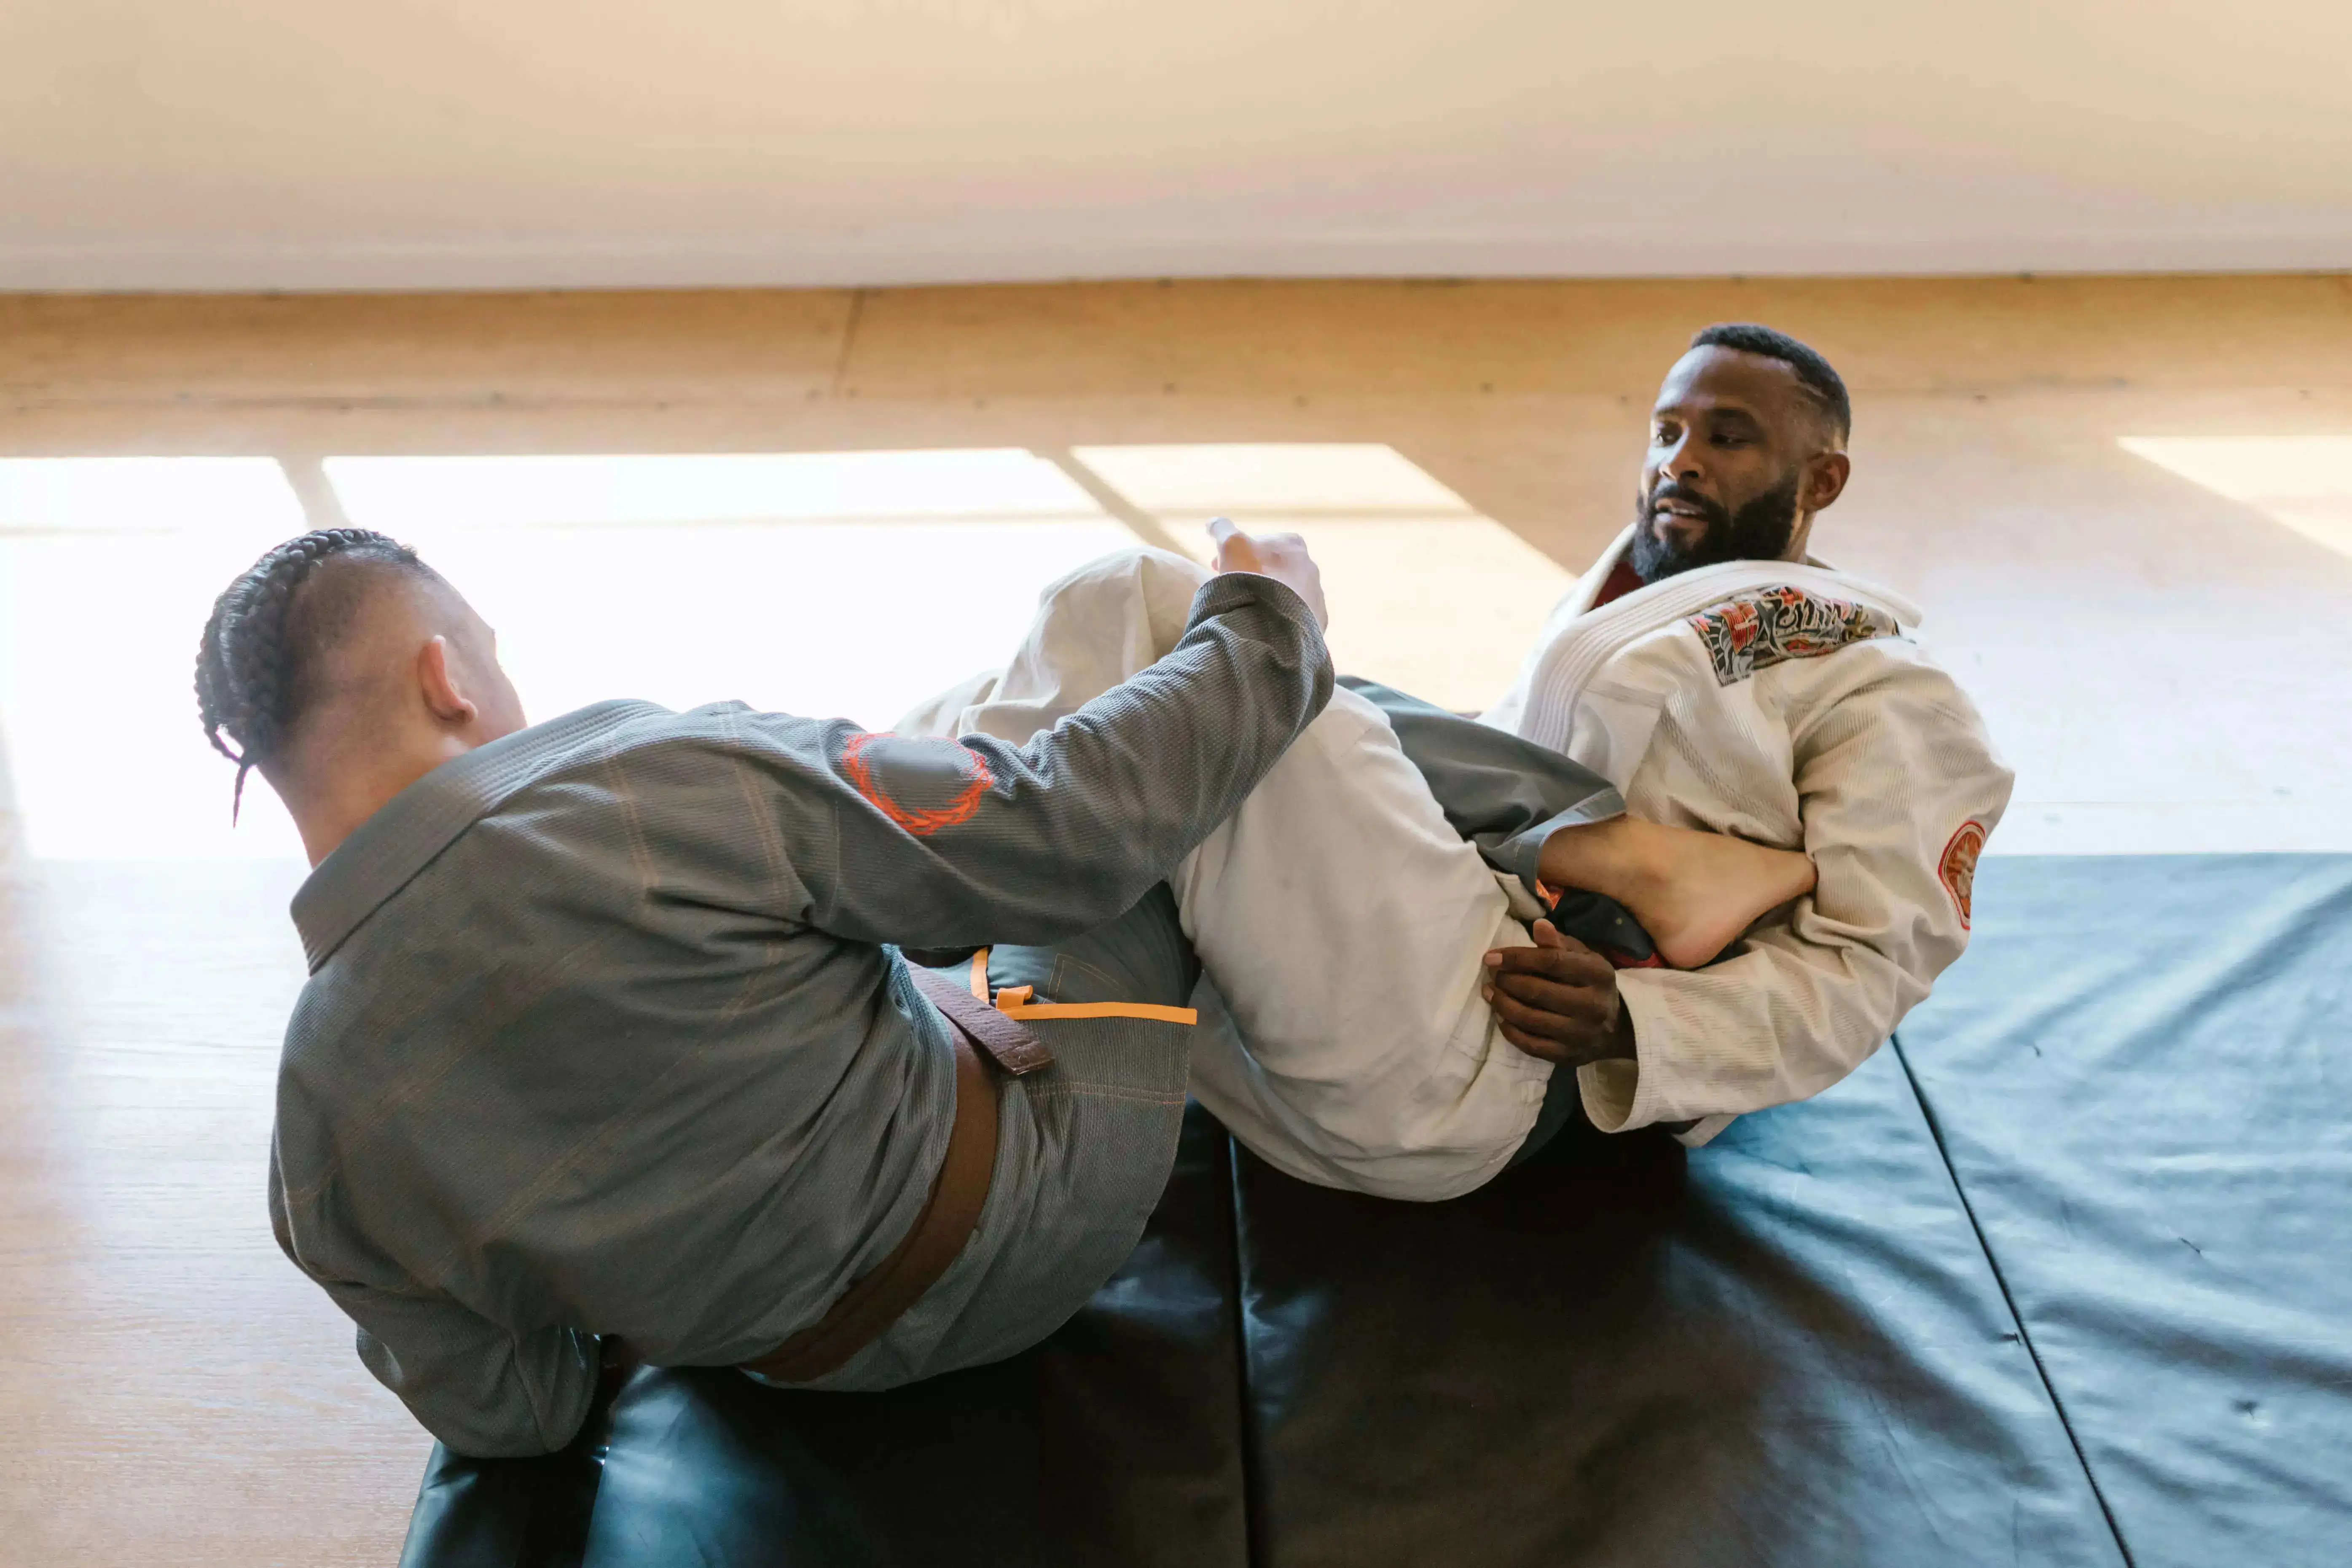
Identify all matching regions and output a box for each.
[1894,856,2352,1568]
[1228,1047,2121,1568]
[398,856,2352,1567]
[401,1106,1250,1568]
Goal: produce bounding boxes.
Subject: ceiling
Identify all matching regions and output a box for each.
[2,0,2347,290]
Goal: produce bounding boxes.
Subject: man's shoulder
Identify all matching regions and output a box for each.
[1601,581,1928,692]
[513,699,854,781]
[1671,581,1913,691]
[1608,586,1990,753]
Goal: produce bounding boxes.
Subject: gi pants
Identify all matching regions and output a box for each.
[899,549,1646,1204]
[795,888,1203,1390]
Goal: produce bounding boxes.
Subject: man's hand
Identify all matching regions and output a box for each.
[1482,919,1638,1067]
[1209,517,1329,630]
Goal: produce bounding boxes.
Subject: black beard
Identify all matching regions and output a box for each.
[1630,474,1802,583]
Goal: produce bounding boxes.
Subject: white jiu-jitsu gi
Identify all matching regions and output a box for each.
[902,534,2010,1197]
[1482,526,2014,1146]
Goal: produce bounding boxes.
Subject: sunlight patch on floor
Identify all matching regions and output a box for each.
[2118,436,2352,558]
[1073,444,1573,712]
[3,452,1140,860]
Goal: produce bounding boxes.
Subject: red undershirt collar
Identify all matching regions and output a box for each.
[1593,558,1647,609]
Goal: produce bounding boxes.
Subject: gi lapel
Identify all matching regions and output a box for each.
[1504,549,1920,756]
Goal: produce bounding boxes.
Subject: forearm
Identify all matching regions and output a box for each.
[1580,658,2011,1134]
[818,572,1334,948]
[1586,935,1913,1132]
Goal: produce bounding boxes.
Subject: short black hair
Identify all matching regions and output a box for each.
[1688,322,1851,442]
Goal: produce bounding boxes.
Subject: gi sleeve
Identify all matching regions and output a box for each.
[1581,655,2014,1142]
[271,1168,596,1459]
[725,572,1334,949]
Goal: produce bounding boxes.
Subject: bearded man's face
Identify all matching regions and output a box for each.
[1630,471,1802,583]
[1630,344,1847,585]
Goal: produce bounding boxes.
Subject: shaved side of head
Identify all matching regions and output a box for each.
[275,553,482,768]
[196,529,521,828]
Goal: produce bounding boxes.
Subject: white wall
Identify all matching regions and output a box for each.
[1,0,2347,290]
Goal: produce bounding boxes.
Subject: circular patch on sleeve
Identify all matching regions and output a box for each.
[1939,819,1988,929]
[838,732,994,836]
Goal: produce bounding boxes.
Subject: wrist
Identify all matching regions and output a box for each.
[1608,997,1638,1062]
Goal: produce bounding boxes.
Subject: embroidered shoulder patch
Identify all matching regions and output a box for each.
[1686,587,1899,686]
[1940,819,1988,929]
[839,732,994,836]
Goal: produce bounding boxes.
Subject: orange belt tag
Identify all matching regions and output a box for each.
[964,948,1198,1026]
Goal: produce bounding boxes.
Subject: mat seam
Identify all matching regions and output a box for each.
[1224,1131,1271,1568]
[1890,1029,2138,1568]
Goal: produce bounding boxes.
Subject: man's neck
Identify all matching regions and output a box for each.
[279,738,475,868]
[1782,513,1818,564]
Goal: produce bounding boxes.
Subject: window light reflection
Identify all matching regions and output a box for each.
[2,444,1581,861]
[1073,443,1573,712]
[2119,436,2352,559]
[0,459,310,861]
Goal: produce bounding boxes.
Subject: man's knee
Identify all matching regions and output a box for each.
[1033,548,1210,658]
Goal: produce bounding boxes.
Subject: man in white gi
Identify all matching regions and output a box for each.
[906,323,2013,1199]
[1480,324,2013,1150]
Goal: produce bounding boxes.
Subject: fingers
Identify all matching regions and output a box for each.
[1498,1021,1571,1062]
[1482,972,1608,1039]
[1207,521,1330,630]
[1480,921,1623,1066]
[1484,936,1613,988]
[1481,980,1563,1040]
[1497,1006,1625,1067]
[1208,517,1252,574]
[1206,518,1313,560]
[1488,967,1609,1020]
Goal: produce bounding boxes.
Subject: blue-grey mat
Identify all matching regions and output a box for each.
[1895,854,2352,1568]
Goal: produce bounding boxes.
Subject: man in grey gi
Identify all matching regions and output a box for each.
[197,521,1338,1458]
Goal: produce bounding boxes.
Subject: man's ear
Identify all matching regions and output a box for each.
[416,636,481,727]
[1803,450,1852,515]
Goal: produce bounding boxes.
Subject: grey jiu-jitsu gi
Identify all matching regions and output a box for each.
[269,572,1331,1458]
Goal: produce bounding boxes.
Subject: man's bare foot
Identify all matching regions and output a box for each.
[1537,816,1816,969]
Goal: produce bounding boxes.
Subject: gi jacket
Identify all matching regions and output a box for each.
[271,573,1330,1457]
[1486,528,2016,1145]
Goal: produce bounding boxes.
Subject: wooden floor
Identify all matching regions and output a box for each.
[3,276,2349,1564]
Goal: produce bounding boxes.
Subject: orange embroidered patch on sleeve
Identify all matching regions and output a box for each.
[838,732,994,837]
[1939,819,1988,929]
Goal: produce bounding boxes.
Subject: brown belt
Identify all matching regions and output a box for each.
[738,963,1051,1385]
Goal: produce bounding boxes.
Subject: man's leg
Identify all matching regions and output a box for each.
[901,548,1560,1202]
[1349,679,1816,971]
[897,549,1805,1199]
[893,547,1207,744]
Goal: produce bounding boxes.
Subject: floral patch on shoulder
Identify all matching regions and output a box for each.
[1687,587,1900,686]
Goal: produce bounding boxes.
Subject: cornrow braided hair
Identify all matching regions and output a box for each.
[194,526,423,822]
